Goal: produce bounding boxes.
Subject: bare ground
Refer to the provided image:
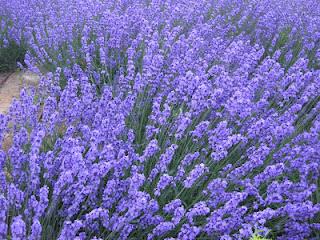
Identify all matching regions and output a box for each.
[0,71,39,114]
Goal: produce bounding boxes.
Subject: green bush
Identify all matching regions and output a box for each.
[250,233,271,240]
[0,40,26,72]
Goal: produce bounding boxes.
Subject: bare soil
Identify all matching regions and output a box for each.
[0,71,39,114]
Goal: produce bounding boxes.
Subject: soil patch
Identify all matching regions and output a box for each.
[0,71,39,114]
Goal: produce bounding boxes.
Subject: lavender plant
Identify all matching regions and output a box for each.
[0,17,26,72]
[0,0,319,239]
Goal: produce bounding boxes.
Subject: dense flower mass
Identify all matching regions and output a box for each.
[0,0,320,239]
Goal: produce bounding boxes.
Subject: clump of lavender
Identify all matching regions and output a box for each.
[0,0,320,239]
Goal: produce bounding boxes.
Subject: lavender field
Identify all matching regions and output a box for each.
[0,0,320,239]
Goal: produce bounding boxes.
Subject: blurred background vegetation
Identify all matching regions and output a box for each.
[0,40,25,72]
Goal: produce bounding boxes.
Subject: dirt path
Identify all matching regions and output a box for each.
[0,71,40,114]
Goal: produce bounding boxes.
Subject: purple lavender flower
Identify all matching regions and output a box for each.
[11,216,26,240]
[183,163,208,188]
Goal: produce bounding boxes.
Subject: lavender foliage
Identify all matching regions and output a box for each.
[0,0,320,239]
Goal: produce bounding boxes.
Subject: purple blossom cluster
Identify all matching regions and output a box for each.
[0,0,320,239]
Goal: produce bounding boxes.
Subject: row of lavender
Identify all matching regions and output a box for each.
[0,0,320,239]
